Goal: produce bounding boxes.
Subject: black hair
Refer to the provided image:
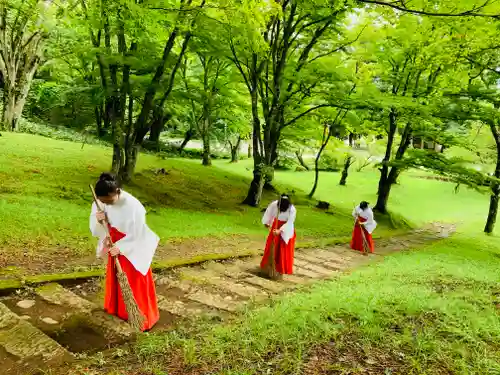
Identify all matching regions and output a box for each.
[95,173,120,197]
[278,194,292,212]
[359,201,369,210]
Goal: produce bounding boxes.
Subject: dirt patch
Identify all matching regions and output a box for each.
[155,235,263,262]
[48,319,109,354]
[0,346,23,375]
[0,234,265,282]
[303,339,410,375]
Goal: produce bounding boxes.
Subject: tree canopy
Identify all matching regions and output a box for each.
[4,0,500,232]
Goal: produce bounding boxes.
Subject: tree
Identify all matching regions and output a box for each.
[355,14,467,213]
[218,98,252,164]
[0,0,54,130]
[75,0,207,182]
[452,19,500,233]
[224,0,367,206]
[308,111,349,198]
[180,51,233,166]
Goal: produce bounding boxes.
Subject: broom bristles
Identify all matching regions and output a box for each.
[115,261,146,331]
[89,184,145,331]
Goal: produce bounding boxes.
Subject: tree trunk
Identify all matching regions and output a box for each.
[119,144,140,183]
[243,86,265,206]
[309,126,331,198]
[485,183,499,234]
[242,166,265,207]
[339,156,352,186]
[375,117,412,213]
[485,123,500,234]
[2,89,17,130]
[247,142,252,158]
[149,117,163,144]
[295,150,310,170]
[309,144,326,198]
[230,136,242,163]
[374,108,397,213]
[149,111,171,144]
[348,132,354,147]
[95,106,105,137]
[375,177,392,214]
[179,128,194,152]
[112,144,123,175]
[202,131,211,166]
[2,82,31,131]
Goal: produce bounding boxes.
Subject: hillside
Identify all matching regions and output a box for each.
[0,133,368,279]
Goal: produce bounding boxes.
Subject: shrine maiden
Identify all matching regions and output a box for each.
[90,173,159,331]
[260,194,296,275]
[351,201,377,253]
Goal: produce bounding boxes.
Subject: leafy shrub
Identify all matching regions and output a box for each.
[318,150,342,171]
[275,154,299,171]
[19,119,108,146]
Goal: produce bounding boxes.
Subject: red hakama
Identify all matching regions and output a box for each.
[104,226,159,331]
[260,219,296,274]
[350,217,374,253]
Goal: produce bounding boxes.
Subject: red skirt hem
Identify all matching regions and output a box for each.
[260,219,296,275]
[350,219,374,253]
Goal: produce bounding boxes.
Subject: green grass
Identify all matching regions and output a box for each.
[215,159,491,227]
[135,231,500,374]
[3,131,500,373]
[0,133,389,259]
[0,132,494,267]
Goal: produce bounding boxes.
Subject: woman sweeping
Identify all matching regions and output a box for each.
[89,173,160,331]
[260,194,296,278]
[351,201,377,254]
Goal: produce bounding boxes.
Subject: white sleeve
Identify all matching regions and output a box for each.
[363,209,374,224]
[89,203,106,238]
[281,205,296,231]
[352,207,358,218]
[114,204,147,257]
[362,208,377,234]
[262,201,278,226]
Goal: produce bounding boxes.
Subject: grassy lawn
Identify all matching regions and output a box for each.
[215,159,491,227]
[0,132,494,277]
[131,230,500,375]
[3,132,500,374]
[0,133,396,277]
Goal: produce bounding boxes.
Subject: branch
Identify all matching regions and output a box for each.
[228,35,251,90]
[308,24,367,65]
[359,0,500,18]
[283,104,349,128]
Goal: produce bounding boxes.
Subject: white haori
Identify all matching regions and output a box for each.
[352,205,377,234]
[90,190,159,276]
[262,200,297,244]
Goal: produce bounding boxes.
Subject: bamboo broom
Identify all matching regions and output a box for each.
[355,215,370,256]
[89,185,145,331]
[265,196,282,280]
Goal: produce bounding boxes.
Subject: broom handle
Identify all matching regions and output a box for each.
[356,215,369,254]
[270,196,282,263]
[89,185,124,273]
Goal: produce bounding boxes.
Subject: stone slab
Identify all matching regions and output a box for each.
[186,290,241,312]
[295,253,345,271]
[0,302,67,361]
[293,265,324,279]
[36,283,96,312]
[294,259,335,277]
[88,311,135,339]
[157,295,205,317]
[181,269,268,299]
[313,249,355,262]
[204,262,288,293]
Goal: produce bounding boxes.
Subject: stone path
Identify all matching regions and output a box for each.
[0,224,452,375]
